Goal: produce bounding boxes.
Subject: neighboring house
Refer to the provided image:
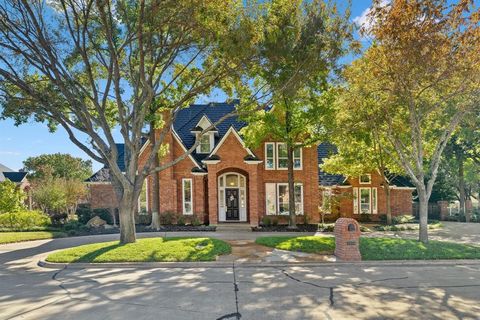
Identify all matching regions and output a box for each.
[0,163,31,209]
[86,101,414,226]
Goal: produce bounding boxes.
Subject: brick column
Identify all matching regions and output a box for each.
[437,201,449,221]
[248,164,260,227]
[207,165,218,225]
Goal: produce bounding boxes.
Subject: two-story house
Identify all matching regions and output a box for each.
[87,101,414,225]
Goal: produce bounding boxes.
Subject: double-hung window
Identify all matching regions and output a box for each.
[265,143,276,170]
[353,187,377,214]
[265,183,303,215]
[266,142,302,170]
[198,134,212,154]
[182,178,193,215]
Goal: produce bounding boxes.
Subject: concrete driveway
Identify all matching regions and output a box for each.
[1,228,480,320]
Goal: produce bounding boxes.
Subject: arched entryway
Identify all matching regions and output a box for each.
[218,172,247,222]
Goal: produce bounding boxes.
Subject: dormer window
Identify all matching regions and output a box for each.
[198,134,212,153]
[192,115,217,154]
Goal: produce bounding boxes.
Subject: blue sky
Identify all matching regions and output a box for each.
[0,0,373,172]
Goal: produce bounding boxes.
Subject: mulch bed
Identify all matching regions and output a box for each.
[252,224,319,232]
[66,225,216,236]
[136,225,216,232]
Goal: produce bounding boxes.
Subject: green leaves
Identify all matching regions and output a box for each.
[0,181,26,214]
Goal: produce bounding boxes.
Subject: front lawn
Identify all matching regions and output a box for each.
[46,237,231,263]
[0,231,67,244]
[255,236,335,253]
[360,237,480,260]
[255,236,480,260]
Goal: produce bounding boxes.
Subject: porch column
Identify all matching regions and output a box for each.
[248,164,260,227]
[207,164,218,225]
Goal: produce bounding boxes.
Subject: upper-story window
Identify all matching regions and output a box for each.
[265,143,276,170]
[359,174,371,184]
[193,115,216,154]
[198,134,212,153]
[264,142,302,170]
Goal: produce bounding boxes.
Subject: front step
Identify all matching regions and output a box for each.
[216,223,252,232]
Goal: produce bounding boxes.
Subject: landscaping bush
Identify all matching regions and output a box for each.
[261,216,272,226]
[0,210,51,230]
[393,214,415,224]
[358,213,372,223]
[191,215,202,226]
[135,214,151,225]
[76,204,113,225]
[159,211,176,225]
[62,220,84,231]
[177,215,186,226]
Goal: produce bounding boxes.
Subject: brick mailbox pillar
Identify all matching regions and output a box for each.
[334,218,361,261]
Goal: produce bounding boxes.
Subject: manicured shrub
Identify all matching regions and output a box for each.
[191,215,202,226]
[358,213,372,223]
[393,214,415,224]
[261,216,272,226]
[0,210,50,230]
[159,211,176,225]
[177,215,186,226]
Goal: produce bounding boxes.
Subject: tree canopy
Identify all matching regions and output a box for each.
[22,153,92,181]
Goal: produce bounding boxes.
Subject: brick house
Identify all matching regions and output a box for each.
[86,102,414,225]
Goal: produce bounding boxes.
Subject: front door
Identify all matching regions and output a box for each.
[225,188,240,221]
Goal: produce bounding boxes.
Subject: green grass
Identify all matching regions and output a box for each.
[255,236,335,253]
[0,231,67,244]
[46,237,231,263]
[360,237,480,260]
[255,236,480,260]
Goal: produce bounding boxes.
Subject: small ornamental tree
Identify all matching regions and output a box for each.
[344,0,480,243]
[0,180,26,213]
[22,154,92,181]
[242,0,356,228]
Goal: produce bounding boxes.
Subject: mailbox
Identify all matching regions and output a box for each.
[334,218,361,261]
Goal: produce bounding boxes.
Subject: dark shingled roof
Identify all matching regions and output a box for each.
[3,171,28,183]
[387,174,415,188]
[317,143,346,186]
[88,101,411,187]
[86,141,145,182]
[173,101,246,163]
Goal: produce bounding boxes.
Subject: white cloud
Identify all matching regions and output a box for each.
[0,151,21,156]
[352,0,390,35]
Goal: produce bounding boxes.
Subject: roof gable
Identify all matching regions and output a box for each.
[209,126,254,158]
[172,101,246,162]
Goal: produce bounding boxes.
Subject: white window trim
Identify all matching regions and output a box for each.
[265,183,277,215]
[138,178,149,214]
[372,187,378,214]
[321,188,332,214]
[196,132,214,154]
[265,142,276,170]
[359,187,372,214]
[275,143,302,170]
[268,183,304,215]
[359,174,372,184]
[182,178,193,215]
[353,187,359,214]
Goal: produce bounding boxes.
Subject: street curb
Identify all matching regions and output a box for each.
[37,258,480,270]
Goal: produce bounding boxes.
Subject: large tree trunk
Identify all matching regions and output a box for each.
[457,152,468,222]
[149,124,161,230]
[417,186,429,244]
[118,189,137,244]
[287,144,297,229]
[384,183,392,225]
